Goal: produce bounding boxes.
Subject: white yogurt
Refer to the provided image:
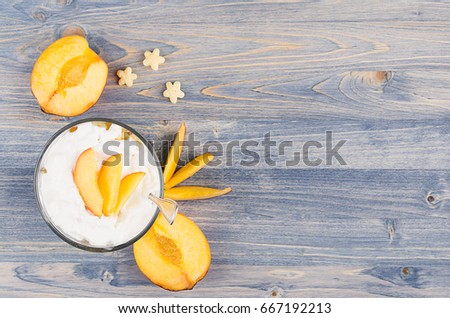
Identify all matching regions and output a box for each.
[37,121,161,249]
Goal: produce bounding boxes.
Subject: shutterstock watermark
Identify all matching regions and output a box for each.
[103,131,347,168]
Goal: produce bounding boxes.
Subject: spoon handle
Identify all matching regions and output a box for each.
[148,193,178,225]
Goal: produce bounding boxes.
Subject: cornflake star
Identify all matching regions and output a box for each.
[117,67,137,87]
[163,81,185,104]
[143,48,165,71]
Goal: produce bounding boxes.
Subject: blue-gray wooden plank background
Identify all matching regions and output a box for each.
[1,0,450,297]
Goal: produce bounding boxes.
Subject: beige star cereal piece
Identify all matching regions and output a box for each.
[163,81,185,104]
[143,49,165,71]
[117,67,137,87]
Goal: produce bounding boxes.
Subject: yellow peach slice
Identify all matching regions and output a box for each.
[164,186,232,201]
[98,154,122,216]
[134,213,210,291]
[114,172,146,214]
[163,122,186,184]
[164,153,214,190]
[73,148,103,217]
[31,35,108,117]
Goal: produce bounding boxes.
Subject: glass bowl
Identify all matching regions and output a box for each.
[34,118,164,252]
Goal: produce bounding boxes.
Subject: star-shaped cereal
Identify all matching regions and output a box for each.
[163,81,185,104]
[116,67,137,87]
[143,49,165,71]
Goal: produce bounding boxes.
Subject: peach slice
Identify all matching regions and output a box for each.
[134,213,210,291]
[98,154,122,216]
[114,172,146,214]
[31,35,108,116]
[164,153,214,190]
[163,122,186,184]
[164,186,232,201]
[73,148,103,217]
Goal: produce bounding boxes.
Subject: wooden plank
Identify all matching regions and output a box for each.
[2,169,450,258]
[1,119,450,170]
[1,2,450,121]
[2,259,450,297]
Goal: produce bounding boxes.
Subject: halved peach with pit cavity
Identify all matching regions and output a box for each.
[134,213,211,291]
[31,35,108,116]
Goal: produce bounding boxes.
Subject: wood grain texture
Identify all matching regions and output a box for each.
[1,0,450,297]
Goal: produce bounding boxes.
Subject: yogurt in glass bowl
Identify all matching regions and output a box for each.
[34,118,164,252]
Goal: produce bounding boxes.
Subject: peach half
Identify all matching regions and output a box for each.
[31,35,108,116]
[134,213,211,291]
